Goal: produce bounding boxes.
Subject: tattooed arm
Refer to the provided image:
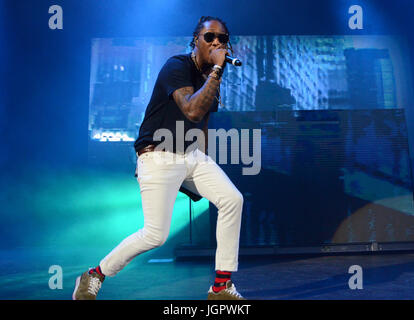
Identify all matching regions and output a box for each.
[172,76,220,123]
[172,48,226,123]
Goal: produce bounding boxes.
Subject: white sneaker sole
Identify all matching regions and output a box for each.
[72,276,81,300]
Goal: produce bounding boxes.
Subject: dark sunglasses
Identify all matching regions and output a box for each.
[201,32,229,44]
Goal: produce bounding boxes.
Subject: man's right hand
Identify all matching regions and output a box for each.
[210,48,228,67]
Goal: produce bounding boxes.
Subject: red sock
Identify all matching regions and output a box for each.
[89,265,105,278]
[212,271,231,293]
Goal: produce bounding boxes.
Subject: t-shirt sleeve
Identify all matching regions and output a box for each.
[159,57,194,98]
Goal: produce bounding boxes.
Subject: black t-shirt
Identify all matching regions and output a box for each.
[134,53,218,154]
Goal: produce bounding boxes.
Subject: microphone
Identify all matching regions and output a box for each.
[225,55,242,66]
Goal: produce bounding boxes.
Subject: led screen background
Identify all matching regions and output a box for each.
[88,35,413,143]
[88,35,414,247]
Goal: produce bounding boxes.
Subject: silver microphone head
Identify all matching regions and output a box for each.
[232,58,242,66]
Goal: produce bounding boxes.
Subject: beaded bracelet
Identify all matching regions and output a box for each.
[209,71,221,81]
[209,65,223,81]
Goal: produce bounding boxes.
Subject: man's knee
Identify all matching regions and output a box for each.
[221,190,244,210]
[233,191,244,207]
[142,228,168,248]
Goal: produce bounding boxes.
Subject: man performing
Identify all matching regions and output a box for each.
[73,16,245,300]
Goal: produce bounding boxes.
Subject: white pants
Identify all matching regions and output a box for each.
[99,149,243,277]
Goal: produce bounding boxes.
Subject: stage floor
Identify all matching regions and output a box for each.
[1,248,414,300]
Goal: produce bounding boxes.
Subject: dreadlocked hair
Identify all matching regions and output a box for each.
[189,16,234,55]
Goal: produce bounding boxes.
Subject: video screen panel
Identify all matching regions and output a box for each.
[88,35,414,247]
[88,35,413,143]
